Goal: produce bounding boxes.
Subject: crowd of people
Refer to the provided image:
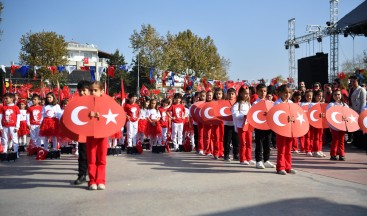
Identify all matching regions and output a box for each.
[0,74,366,190]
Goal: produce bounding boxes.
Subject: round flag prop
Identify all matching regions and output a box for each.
[248,100,273,130]
[308,103,329,129]
[326,106,360,132]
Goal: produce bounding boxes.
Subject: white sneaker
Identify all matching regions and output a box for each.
[97,184,106,190]
[206,153,213,156]
[240,161,250,165]
[287,169,297,174]
[89,184,97,190]
[256,161,265,169]
[248,160,256,165]
[293,150,300,154]
[277,170,287,175]
[306,152,313,157]
[198,151,205,155]
[320,151,326,157]
[264,161,276,168]
[316,152,323,158]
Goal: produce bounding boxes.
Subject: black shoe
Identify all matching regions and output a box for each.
[339,156,346,161]
[233,155,239,161]
[330,156,337,161]
[223,156,231,161]
[74,175,87,185]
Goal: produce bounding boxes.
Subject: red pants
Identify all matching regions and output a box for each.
[238,128,252,162]
[276,134,292,172]
[86,137,108,186]
[203,124,214,155]
[330,130,346,157]
[197,123,204,151]
[291,137,298,151]
[299,131,310,152]
[211,124,224,157]
[310,127,323,152]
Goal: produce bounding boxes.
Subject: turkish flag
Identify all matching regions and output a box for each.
[140,84,150,96]
[84,57,89,64]
[190,101,204,123]
[59,116,86,142]
[308,103,329,129]
[267,103,309,137]
[248,100,273,130]
[326,106,359,132]
[62,94,126,138]
[108,66,115,78]
[358,110,367,133]
[200,101,222,125]
[216,100,234,121]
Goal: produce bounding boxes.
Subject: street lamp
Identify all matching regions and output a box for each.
[137,52,140,96]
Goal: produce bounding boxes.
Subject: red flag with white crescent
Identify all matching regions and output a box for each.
[307,103,329,129]
[326,106,359,132]
[358,110,367,133]
[247,100,273,130]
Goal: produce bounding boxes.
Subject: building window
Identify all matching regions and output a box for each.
[84,52,92,59]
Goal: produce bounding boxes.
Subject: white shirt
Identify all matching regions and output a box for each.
[274,98,293,106]
[231,102,251,129]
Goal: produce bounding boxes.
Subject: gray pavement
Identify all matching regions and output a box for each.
[1,148,367,216]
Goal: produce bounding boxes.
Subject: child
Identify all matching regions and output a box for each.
[223,88,239,161]
[274,84,296,175]
[59,99,72,147]
[124,93,140,150]
[232,87,255,165]
[309,90,325,158]
[253,84,275,169]
[291,90,302,153]
[196,90,206,155]
[39,92,62,150]
[327,89,348,161]
[212,88,225,159]
[0,93,21,158]
[300,89,313,156]
[167,93,185,151]
[146,98,162,149]
[73,80,91,185]
[138,97,149,145]
[17,99,29,149]
[158,99,170,147]
[203,90,214,156]
[190,92,200,151]
[27,94,43,148]
[110,98,123,148]
[86,81,108,190]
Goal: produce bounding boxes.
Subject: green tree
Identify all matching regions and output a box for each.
[104,49,129,95]
[19,31,68,86]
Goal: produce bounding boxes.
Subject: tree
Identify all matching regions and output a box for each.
[105,49,129,95]
[129,25,229,93]
[19,31,68,86]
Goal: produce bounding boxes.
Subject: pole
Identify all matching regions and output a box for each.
[137,53,140,97]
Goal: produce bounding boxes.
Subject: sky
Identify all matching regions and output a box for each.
[0,0,366,83]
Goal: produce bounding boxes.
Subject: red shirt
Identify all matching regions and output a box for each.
[27,105,43,125]
[124,103,140,122]
[168,104,185,123]
[158,107,169,128]
[1,104,20,127]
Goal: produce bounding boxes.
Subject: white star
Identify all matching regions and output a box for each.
[296,112,305,125]
[348,114,357,123]
[102,109,119,125]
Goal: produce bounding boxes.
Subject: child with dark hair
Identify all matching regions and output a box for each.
[146,98,161,149]
[27,94,43,148]
[39,92,62,150]
[124,92,140,150]
[17,99,29,149]
[0,93,21,158]
[223,88,239,161]
[73,80,91,185]
[253,84,275,169]
[309,90,326,158]
[167,93,185,151]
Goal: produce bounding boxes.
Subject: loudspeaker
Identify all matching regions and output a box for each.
[298,52,328,88]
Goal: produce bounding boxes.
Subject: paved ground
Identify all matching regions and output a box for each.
[1,144,367,216]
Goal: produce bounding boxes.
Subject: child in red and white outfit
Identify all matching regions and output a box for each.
[158,99,170,146]
[167,93,185,151]
[327,89,348,161]
[109,98,123,148]
[138,98,149,144]
[232,87,255,165]
[39,92,62,150]
[274,85,296,175]
[27,94,43,148]
[146,98,162,148]
[212,88,225,159]
[203,90,215,156]
[308,90,326,158]
[0,93,21,158]
[87,81,108,190]
[300,90,313,156]
[17,99,29,149]
[196,91,206,155]
[124,93,140,148]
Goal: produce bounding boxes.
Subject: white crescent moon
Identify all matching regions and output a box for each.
[273,110,286,127]
[363,116,367,128]
[219,107,230,116]
[331,112,342,124]
[198,108,202,118]
[310,110,319,122]
[253,110,266,124]
[71,106,88,126]
[204,108,214,119]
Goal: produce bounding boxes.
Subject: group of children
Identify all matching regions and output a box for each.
[2,78,365,191]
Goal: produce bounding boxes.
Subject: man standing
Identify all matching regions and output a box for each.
[348,75,366,148]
